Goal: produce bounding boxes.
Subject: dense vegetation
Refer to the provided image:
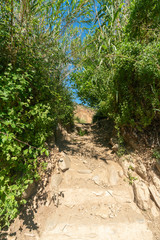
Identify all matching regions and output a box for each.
[0,0,92,229]
[71,0,160,130]
[0,0,160,229]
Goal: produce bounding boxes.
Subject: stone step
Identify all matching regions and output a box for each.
[59,185,134,204]
[59,187,114,206]
[40,221,153,240]
[39,184,153,240]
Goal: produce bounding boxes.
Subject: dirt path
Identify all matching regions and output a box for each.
[6,122,160,240]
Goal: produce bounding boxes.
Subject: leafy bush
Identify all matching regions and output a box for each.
[0,1,74,229]
[108,40,160,128]
[0,61,74,228]
[0,65,42,228]
[71,0,160,132]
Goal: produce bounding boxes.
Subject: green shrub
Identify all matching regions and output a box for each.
[71,0,160,132]
[0,37,74,230]
[78,129,87,136]
[0,65,46,228]
[0,64,73,229]
[72,39,160,130]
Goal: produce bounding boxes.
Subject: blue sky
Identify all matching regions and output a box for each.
[66,1,100,104]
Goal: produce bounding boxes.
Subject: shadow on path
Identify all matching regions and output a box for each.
[56,119,115,159]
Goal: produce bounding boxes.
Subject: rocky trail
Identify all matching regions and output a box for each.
[3,112,160,240]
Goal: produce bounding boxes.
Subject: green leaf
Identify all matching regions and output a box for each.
[45,150,49,157]
[11,123,16,128]
[0,176,4,181]
[2,135,8,143]
[23,149,29,155]
[29,148,33,154]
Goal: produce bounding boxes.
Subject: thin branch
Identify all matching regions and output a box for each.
[0,131,41,150]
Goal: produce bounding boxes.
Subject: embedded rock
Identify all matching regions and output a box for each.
[135,163,147,180]
[133,181,150,210]
[58,153,71,172]
[151,203,159,218]
[119,158,135,177]
[149,184,160,209]
[51,174,63,190]
[112,143,119,152]
[107,164,120,186]
[150,171,160,191]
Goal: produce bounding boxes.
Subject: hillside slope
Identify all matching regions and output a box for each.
[3,106,160,240]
